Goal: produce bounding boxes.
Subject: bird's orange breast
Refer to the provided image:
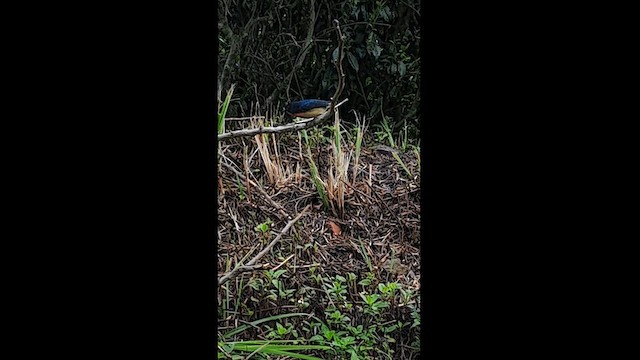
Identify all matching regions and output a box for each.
[292,107,328,118]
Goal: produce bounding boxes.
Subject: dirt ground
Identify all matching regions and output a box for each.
[217,121,421,358]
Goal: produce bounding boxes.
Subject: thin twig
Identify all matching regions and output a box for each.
[271,253,295,271]
[329,20,346,112]
[217,204,311,286]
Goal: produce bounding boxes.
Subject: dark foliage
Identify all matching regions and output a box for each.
[218,0,420,133]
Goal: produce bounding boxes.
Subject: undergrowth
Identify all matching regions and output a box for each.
[218,104,421,359]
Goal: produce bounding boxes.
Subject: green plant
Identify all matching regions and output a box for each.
[265,321,296,339]
[327,113,352,218]
[217,84,235,135]
[254,218,272,234]
[378,282,399,301]
[357,271,376,290]
[360,293,390,316]
[263,269,295,302]
[357,237,373,273]
[324,275,348,302]
[352,113,368,185]
[411,308,420,329]
[398,120,409,152]
[399,287,414,306]
[311,273,323,286]
[302,129,330,210]
[347,272,358,292]
[218,340,330,360]
[235,174,245,201]
[295,287,313,310]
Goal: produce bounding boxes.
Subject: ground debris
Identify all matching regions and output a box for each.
[217,128,421,356]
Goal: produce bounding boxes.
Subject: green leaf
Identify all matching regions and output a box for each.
[350,349,360,360]
[372,301,389,310]
[384,324,398,333]
[381,7,389,21]
[373,44,382,58]
[347,52,359,72]
[273,269,287,279]
[277,322,289,335]
[399,61,406,76]
[323,329,335,341]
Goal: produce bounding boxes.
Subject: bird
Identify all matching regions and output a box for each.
[285,99,331,119]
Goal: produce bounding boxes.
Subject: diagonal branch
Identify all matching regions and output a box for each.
[217,204,311,286]
[217,98,348,141]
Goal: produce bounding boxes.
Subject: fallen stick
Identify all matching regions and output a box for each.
[217,204,311,286]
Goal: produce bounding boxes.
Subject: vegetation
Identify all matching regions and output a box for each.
[217,0,420,137]
[218,107,420,358]
[217,1,421,358]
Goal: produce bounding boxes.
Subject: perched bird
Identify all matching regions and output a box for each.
[285,99,331,119]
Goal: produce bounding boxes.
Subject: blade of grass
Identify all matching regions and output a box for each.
[392,152,412,178]
[357,237,373,272]
[223,312,322,339]
[218,84,235,135]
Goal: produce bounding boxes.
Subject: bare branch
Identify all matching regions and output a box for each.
[224,116,266,121]
[329,20,346,112]
[217,98,348,141]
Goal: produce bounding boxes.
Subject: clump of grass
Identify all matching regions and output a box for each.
[300,109,354,218]
[352,112,369,186]
[325,109,351,218]
[218,340,331,360]
[302,129,329,210]
[253,106,299,187]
